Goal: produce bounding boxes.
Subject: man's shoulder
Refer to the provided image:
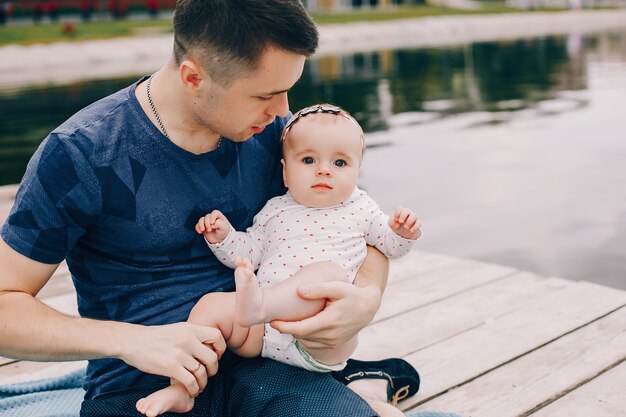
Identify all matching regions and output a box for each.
[51,82,140,149]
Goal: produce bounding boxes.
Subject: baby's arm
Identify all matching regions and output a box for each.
[365,204,421,259]
[388,206,422,241]
[195,210,265,270]
[195,210,232,244]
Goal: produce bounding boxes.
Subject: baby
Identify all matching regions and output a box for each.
[136,104,421,417]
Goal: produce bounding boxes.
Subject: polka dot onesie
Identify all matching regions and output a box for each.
[208,187,416,371]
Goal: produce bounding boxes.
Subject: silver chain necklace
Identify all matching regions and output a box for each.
[145,74,223,149]
[146,74,169,138]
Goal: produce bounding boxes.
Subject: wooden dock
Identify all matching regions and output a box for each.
[1,184,625,416]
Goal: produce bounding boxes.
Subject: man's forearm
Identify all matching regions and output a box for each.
[0,291,129,361]
[354,245,389,293]
[353,246,389,316]
[1,290,226,397]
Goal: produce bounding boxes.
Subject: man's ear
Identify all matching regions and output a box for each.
[281,159,288,188]
[179,59,207,96]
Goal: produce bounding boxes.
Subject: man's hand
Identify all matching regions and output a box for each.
[270,281,381,350]
[195,210,231,244]
[388,206,421,240]
[117,322,226,397]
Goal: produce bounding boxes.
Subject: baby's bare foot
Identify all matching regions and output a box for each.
[136,384,194,417]
[233,256,254,272]
[234,257,266,326]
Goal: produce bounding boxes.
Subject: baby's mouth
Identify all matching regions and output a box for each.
[311,183,332,190]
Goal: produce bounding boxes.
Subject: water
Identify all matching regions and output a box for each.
[1,30,625,289]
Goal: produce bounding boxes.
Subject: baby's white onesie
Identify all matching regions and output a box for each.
[208,187,415,371]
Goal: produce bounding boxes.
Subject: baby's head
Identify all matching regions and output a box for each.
[281,104,365,208]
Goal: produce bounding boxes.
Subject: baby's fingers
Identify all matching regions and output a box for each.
[195,217,207,234]
[405,212,419,229]
[209,210,223,226]
[409,217,423,239]
[396,207,412,224]
[393,206,404,222]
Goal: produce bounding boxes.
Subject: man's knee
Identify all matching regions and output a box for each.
[228,358,376,416]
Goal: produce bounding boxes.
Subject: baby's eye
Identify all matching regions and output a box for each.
[302,156,315,164]
[334,159,347,167]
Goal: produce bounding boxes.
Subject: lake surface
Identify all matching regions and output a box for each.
[1,29,625,289]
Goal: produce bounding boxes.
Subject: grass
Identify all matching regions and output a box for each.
[0,18,174,45]
[311,3,519,24]
[0,4,527,46]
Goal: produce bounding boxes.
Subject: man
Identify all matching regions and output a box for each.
[0,1,405,416]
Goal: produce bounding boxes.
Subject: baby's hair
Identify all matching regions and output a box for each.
[281,104,365,153]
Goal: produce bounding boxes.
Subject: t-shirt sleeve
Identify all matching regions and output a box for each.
[1,132,100,264]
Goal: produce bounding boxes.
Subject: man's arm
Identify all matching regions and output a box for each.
[271,245,388,349]
[0,238,225,396]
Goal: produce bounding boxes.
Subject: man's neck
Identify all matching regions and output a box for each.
[137,68,222,155]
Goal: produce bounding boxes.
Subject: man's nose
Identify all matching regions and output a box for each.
[267,92,289,118]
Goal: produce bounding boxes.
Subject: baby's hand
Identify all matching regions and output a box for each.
[388,207,422,240]
[195,210,231,244]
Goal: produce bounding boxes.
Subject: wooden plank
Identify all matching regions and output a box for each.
[36,262,73,300]
[0,202,12,223]
[0,184,18,200]
[42,292,79,317]
[387,250,482,284]
[355,273,572,360]
[397,281,626,409]
[0,357,16,367]
[529,359,626,417]
[0,184,16,224]
[414,307,626,417]
[376,259,516,323]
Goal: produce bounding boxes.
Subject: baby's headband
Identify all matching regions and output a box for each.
[281,104,365,150]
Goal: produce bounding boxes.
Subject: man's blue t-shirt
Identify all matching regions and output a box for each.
[1,77,287,399]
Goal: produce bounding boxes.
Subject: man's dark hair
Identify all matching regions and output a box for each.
[173,0,319,86]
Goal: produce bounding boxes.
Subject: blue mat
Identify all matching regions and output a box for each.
[0,368,85,417]
[0,367,462,417]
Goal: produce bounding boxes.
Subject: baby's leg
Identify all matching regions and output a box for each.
[136,292,264,417]
[235,258,356,366]
[136,382,193,417]
[234,258,348,326]
[188,292,264,358]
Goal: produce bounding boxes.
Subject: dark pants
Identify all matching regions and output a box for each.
[81,351,378,417]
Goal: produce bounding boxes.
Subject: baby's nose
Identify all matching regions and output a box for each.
[316,167,331,176]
